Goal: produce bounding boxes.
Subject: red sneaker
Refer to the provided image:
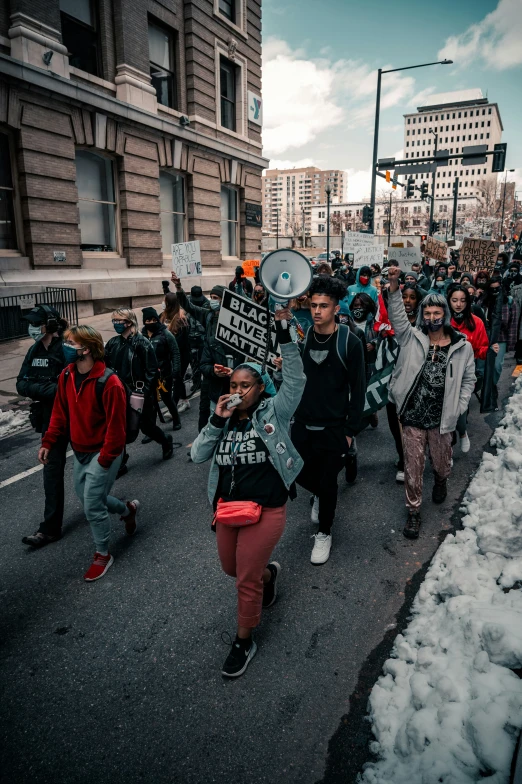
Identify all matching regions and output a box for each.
[121,499,140,536]
[83,553,114,582]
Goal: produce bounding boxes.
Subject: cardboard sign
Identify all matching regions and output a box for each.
[343,231,378,249]
[242,259,259,277]
[425,236,448,262]
[172,240,202,278]
[343,233,384,268]
[460,238,499,271]
[386,246,422,269]
[18,294,36,310]
[391,242,404,248]
[351,245,384,268]
[216,290,281,370]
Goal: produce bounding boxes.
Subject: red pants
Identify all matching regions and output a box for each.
[402,426,452,511]
[216,505,286,628]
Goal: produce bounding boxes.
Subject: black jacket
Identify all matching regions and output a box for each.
[335,267,357,287]
[16,336,66,431]
[104,331,158,396]
[229,277,253,298]
[140,323,180,379]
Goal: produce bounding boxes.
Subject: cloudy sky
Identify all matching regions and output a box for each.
[261,0,522,200]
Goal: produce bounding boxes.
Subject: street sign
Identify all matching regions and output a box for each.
[394,162,436,175]
[377,158,395,170]
[461,145,487,165]
[435,149,450,167]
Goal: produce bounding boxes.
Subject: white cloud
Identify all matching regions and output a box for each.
[438,0,522,70]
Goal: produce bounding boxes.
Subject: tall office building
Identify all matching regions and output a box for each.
[262,167,347,235]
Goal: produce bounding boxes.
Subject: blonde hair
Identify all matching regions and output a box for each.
[64,325,105,362]
[112,308,138,329]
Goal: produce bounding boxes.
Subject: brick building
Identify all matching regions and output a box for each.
[0,0,266,315]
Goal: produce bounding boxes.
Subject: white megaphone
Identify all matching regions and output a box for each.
[258,249,314,328]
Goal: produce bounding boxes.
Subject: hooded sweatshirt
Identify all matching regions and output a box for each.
[343,268,379,307]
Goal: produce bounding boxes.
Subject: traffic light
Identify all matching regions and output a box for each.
[362,205,369,223]
[367,205,374,224]
[420,181,429,200]
[431,221,440,234]
[492,143,507,173]
[421,235,427,242]
[406,177,415,199]
[385,170,391,183]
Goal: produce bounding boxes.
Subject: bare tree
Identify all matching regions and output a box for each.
[329,211,344,236]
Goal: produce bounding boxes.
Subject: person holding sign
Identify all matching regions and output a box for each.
[191,309,305,678]
[387,266,475,540]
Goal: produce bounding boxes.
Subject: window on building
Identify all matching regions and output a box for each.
[149,21,177,109]
[486,132,490,138]
[220,56,237,131]
[488,108,492,115]
[407,119,410,124]
[0,132,17,250]
[219,0,236,22]
[159,172,185,255]
[76,150,117,251]
[221,185,238,257]
[60,0,99,76]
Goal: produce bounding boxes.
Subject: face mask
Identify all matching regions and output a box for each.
[146,322,161,334]
[435,281,445,289]
[490,289,500,297]
[254,291,264,301]
[63,344,83,363]
[423,317,445,332]
[453,311,465,322]
[113,322,128,334]
[359,276,369,286]
[28,324,42,341]
[209,299,220,311]
[352,308,367,320]
[477,282,486,290]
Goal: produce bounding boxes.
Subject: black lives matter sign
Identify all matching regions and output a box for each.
[216,290,281,370]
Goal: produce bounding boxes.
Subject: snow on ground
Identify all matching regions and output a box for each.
[359,377,522,784]
[0,408,30,438]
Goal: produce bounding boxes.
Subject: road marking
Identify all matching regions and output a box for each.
[0,450,74,490]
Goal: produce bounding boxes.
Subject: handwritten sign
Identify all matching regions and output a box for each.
[242,259,259,277]
[216,290,280,370]
[172,241,202,278]
[386,247,422,270]
[343,232,384,267]
[460,238,499,271]
[425,236,448,263]
[18,295,36,310]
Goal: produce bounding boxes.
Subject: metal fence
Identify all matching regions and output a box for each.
[0,287,78,341]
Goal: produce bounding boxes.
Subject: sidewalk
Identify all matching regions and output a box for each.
[0,303,164,408]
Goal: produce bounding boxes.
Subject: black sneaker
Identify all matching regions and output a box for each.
[172,423,182,431]
[222,637,257,678]
[162,434,174,460]
[262,562,281,608]
[345,452,358,485]
[141,435,153,444]
[22,531,61,548]
[403,511,421,539]
[432,480,447,504]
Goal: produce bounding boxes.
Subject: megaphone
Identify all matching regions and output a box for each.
[258,249,314,328]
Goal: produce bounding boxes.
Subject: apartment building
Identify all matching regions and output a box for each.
[0,0,266,314]
[262,167,346,236]
[403,89,502,202]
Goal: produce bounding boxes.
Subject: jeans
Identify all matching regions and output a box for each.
[73,452,126,553]
[293,422,346,534]
[402,427,452,511]
[216,505,286,628]
[494,342,507,386]
[40,434,68,537]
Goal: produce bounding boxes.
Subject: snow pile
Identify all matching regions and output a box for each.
[360,378,522,784]
[0,407,30,438]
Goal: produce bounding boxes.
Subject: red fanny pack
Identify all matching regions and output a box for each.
[213,498,262,528]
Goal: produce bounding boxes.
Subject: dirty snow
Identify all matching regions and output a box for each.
[0,408,30,438]
[359,377,522,784]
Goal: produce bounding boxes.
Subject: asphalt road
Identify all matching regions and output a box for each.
[0,360,515,784]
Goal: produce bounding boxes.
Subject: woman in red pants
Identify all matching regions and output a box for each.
[191,309,305,678]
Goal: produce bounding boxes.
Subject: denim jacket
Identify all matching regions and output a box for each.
[191,341,306,505]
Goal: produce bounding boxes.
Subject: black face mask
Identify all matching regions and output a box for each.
[352,308,367,320]
[146,322,161,334]
[453,311,465,322]
[490,289,500,297]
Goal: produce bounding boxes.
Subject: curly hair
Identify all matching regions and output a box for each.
[309,274,347,303]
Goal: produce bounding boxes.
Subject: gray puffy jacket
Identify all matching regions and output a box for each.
[388,288,476,434]
[191,341,306,505]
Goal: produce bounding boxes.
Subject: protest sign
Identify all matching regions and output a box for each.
[459,238,499,271]
[351,245,384,268]
[172,240,202,277]
[513,234,522,262]
[343,232,384,267]
[242,259,259,277]
[425,236,448,263]
[386,246,422,269]
[216,290,281,370]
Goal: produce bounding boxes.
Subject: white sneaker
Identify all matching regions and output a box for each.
[310,496,319,523]
[177,400,191,413]
[396,470,405,483]
[460,433,470,453]
[311,533,332,565]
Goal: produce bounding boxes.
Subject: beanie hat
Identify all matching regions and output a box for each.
[190,285,203,298]
[235,265,244,277]
[210,285,225,299]
[142,306,160,322]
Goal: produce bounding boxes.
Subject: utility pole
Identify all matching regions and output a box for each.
[429,131,438,235]
[499,170,514,241]
[276,208,279,250]
[326,183,332,258]
[387,192,392,246]
[451,177,459,238]
[302,206,306,249]
[369,68,382,235]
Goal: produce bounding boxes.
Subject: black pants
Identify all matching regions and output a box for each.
[159,377,180,427]
[40,434,68,537]
[198,377,211,432]
[140,396,169,446]
[386,403,404,469]
[292,422,346,535]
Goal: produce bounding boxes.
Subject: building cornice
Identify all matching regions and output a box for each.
[0,52,269,169]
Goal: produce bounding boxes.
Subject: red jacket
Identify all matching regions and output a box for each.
[42,360,126,468]
[451,314,489,360]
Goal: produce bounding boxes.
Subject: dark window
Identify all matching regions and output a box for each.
[149,21,177,109]
[60,0,99,76]
[220,56,237,131]
[76,150,117,251]
[0,133,17,250]
[219,0,236,22]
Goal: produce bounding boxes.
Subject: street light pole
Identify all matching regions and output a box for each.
[451,176,459,238]
[369,58,453,234]
[429,130,438,235]
[276,208,279,250]
[387,191,392,246]
[325,182,332,258]
[499,169,515,241]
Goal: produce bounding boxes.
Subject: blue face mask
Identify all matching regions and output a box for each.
[63,344,82,363]
[113,322,127,334]
[209,299,220,311]
[28,324,42,341]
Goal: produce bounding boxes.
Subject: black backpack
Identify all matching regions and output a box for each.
[64,367,139,445]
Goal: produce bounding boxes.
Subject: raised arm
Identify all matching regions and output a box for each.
[272,312,306,423]
[387,266,415,348]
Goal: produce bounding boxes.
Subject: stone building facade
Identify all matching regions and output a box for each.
[0,0,266,315]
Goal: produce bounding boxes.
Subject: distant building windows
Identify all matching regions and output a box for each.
[60,0,99,76]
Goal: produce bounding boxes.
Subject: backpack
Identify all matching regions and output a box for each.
[64,368,140,445]
[303,323,352,370]
[187,313,206,347]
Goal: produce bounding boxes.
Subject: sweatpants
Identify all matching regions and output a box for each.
[386,403,404,468]
[73,452,126,553]
[292,421,346,534]
[402,426,453,511]
[216,505,286,628]
[40,434,68,537]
